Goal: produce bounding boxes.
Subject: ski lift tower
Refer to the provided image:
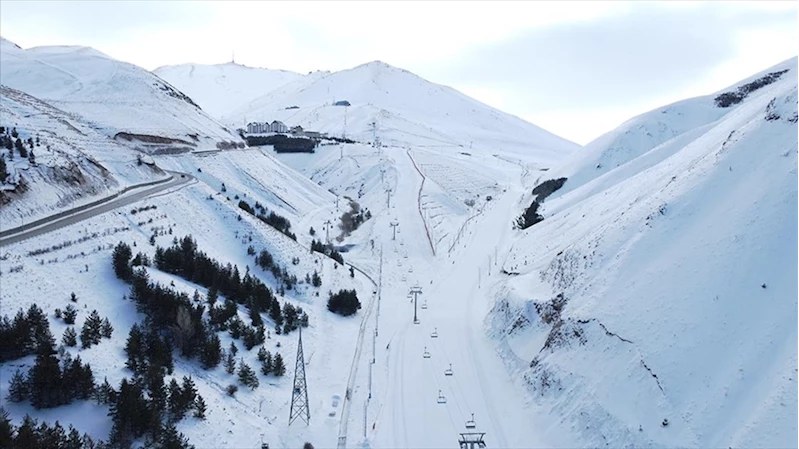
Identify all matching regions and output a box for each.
[289,327,310,425]
[390,220,399,240]
[409,285,422,324]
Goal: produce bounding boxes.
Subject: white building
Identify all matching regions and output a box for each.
[269,120,288,133]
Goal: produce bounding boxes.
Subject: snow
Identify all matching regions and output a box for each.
[224,61,580,166]
[153,63,305,119]
[0,85,167,225]
[490,59,798,448]
[1,33,795,449]
[0,40,240,150]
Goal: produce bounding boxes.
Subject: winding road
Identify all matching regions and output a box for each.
[0,170,195,247]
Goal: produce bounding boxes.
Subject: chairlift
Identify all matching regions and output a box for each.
[465,413,476,429]
[431,327,438,338]
[444,364,454,376]
[437,390,447,404]
[421,300,428,310]
[423,347,431,358]
[409,266,414,273]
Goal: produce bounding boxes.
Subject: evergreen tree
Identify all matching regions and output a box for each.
[272,353,286,377]
[14,415,37,449]
[0,407,13,449]
[15,138,27,158]
[167,378,185,421]
[100,318,113,338]
[80,310,103,348]
[224,351,236,374]
[238,360,259,390]
[229,340,238,356]
[206,286,218,307]
[70,292,78,303]
[6,369,28,402]
[112,242,133,282]
[62,304,77,325]
[0,155,7,182]
[11,127,18,138]
[193,395,207,419]
[28,149,35,165]
[124,323,145,374]
[257,346,267,362]
[94,377,116,405]
[27,342,62,409]
[65,426,83,449]
[260,351,273,376]
[62,326,77,347]
[200,332,222,369]
[312,270,322,287]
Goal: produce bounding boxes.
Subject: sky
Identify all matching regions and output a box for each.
[0,1,796,145]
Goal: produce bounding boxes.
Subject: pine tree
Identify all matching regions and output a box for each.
[257,346,267,362]
[0,155,7,183]
[27,342,62,409]
[65,426,83,449]
[94,377,116,405]
[101,318,113,338]
[63,304,77,324]
[273,353,286,377]
[229,340,238,356]
[124,323,145,374]
[193,395,207,419]
[14,415,37,449]
[207,286,218,307]
[224,350,236,374]
[62,326,77,347]
[200,332,222,369]
[15,138,27,158]
[167,378,185,421]
[70,292,78,303]
[238,360,259,390]
[0,407,13,448]
[112,242,133,281]
[80,310,103,349]
[312,270,322,287]
[6,369,29,402]
[260,351,273,376]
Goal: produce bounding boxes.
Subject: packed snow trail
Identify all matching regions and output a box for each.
[357,151,543,448]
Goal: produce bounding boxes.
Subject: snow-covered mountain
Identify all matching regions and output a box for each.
[225,61,580,166]
[489,58,798,447]
[1,85,166,224]
[543,57,797,202]
[0,38,241,153]
[153,62,307,119]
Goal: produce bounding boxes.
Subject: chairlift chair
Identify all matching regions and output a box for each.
[465,413,477,429]
[437,390,447,404]
[431,328,438,338]
[423,347,431,358]
[421,300,428,310]
[444,364,454,376]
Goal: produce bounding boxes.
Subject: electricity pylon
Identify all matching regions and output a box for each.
[289,327,310,425]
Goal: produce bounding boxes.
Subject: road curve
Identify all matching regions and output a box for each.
[0,170,195,247]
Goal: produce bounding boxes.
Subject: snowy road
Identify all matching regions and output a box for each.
[0,170,194,247]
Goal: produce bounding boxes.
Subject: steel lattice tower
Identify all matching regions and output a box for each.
[289,327,310,425]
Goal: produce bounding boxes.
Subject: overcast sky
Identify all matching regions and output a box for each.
[1,1,795,144]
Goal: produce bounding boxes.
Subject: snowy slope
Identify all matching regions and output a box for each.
[542,57,797,201]
[0,37,241,152]
[225,61,580,166]
[0,85,166,224]
[153,63,305,119]
[490,62,798,448]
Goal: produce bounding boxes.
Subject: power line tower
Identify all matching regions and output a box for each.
[289,327,310,425]
[409,286,422,324]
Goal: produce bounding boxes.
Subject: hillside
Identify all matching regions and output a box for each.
[153,63,306,119]
[0,85,166,225]
[489,59,798,447]
[0,38,242,154]
[225,61,580,167]
[541,57,798,203]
